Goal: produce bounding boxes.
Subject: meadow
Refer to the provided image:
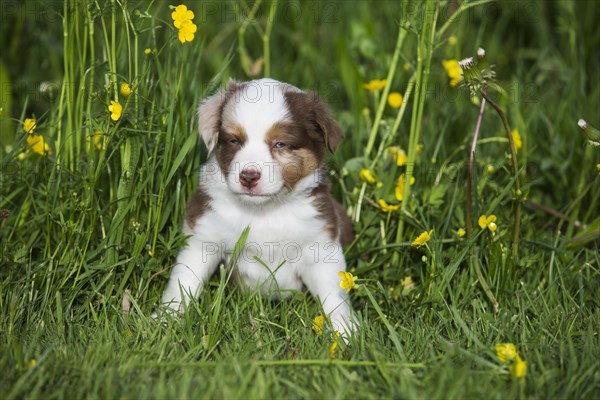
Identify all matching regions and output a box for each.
[1,0,599,398]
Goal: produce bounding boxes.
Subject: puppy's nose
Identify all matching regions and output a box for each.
[240,167,261,188]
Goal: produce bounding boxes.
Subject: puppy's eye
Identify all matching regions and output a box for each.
[229,139,240,145]
[273,142,286,149]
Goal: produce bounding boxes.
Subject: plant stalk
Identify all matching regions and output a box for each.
[466,95,487,237]
[480,91,521,257]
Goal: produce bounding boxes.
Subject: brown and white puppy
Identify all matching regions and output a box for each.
[158,79,356,337]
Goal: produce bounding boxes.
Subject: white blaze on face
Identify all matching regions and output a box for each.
[221,79,292,202]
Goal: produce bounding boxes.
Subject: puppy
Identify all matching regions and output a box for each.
[158,79,356,337]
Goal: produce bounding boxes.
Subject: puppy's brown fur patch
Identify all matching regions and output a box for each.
[186,187,212,228]
[265,122,320,190]
[216,121,247,173]
[311,179,355,245]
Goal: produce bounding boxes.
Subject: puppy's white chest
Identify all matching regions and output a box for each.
[220,209,321,296]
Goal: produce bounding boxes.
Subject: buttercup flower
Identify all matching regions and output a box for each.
[411,230,433,248]
[312,315,324,335]
[23,118,37,133]
[495,343,518,363]
[27,134,51,156]
[510,355,527,379]
[338,271,358,294]
[387,92,403,108]
[442,59,462,87]
[328,341,338,359]
[478,214,497,231]
[108,100,122,121]
[363,79,387,92]
[87,131,105,150]
[457,228,466,238]
[496,343,527,379]
[178,20,197,44]
[144,48,152,55]
[27,359,37,369]
[171,4,194,28]
[395,174,415,201]
[120,82,132,97]
[171,4,197,44]
[359,168,377,184]
[388,146,408,166]
[378,199,400,213]
[511,128,522,153]
[401,276,415,290]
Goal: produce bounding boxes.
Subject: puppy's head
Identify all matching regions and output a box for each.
[198,79,343,204]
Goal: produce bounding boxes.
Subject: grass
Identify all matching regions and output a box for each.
[1,0,600,398]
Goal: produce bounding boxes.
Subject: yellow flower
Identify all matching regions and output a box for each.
[395,174,415,201]
[312,315,324,335]
[388,146,408,166]
[23,118,37,133]
[511,128,522,153]
[510,355,527,379]
[457,228,466,238]
[363,79,387,92]
[87,131,105,150]
[27,359,37,369]
[359,168,376,184]
[448,35,458,46]
[411,230,433,248]
[478,214,497,230]
[442,59,462,87]
[328,331,342,360]
[400,276,415,290]
[26,134,51,156]
[328,341,338,360]
[338,271,358,294]
[496,343,527,379]
[171,4,195,29]
[387,92,403,108]
[120,82,132,97]
[144,48,152,55]
[495,343,518,363]
[378,199,400,213]
[178,20,197,44]
[108,100,122,121]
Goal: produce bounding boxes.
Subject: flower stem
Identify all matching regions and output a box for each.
[263,1,278,78]
[395,0,437,245]
[237,0,263,77]
[364,23,407,158]
[480,91,521,258]
[466,95,487,237]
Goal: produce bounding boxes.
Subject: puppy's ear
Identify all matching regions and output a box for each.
[284,90,344,153]
[197,80,241,154]
[313,96,343,153]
